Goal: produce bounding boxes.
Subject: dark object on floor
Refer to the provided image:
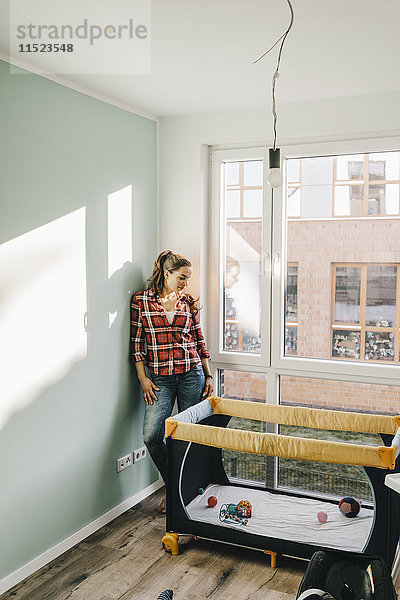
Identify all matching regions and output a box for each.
[157,591,173,600]
[296,550,397,600]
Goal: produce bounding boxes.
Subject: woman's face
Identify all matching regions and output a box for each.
[164,266,193,294]
[225,266,240,289]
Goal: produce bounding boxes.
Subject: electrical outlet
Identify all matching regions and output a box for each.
[133,446,147,463]
[116,453,133,473]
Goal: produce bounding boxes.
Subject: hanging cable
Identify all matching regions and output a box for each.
[254,0,294,150]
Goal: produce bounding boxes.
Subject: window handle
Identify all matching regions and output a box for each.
[273,253,280,277]
[262,253,271,276]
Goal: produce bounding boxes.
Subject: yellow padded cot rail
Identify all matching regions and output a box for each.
[208,397,400,435]
[165,420,397,469]
[165,398,400,469]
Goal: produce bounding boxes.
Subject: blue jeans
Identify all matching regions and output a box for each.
[143,363,205,483]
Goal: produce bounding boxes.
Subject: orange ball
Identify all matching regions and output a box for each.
[207,496,217,508]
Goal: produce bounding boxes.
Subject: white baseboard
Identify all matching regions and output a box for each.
[0,478,164,595]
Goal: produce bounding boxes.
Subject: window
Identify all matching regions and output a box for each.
[334,153,400,217]
[285,263,298,355]
[332,264,399,362]
[219,369,268,485]
[284,151,400,362]
[285,151,400,220]
[211,143,400,497]
[222,159,263,355]
[278,375,392,501]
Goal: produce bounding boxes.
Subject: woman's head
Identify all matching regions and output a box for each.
[225,256,241,289]
[148,250,193,297]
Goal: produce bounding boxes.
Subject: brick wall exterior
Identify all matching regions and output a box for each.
[221,218,400,416]
[287,218,400,360]
[222,370,399,415]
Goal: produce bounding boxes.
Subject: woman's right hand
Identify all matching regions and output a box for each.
[140,376,160,406]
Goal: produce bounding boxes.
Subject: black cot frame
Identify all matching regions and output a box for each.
[163,413,400,568]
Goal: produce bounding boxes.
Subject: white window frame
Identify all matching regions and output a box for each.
[211,137,400,389]
[210,147,272,369]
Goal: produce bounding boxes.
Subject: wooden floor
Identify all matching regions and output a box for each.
[1,489,399,600]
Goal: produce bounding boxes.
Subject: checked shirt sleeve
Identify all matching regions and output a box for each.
[190,309,210,359]
[130,296,146,363]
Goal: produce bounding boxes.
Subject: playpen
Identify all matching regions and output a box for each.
[162,397,400,568]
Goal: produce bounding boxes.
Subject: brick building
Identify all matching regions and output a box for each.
[222,152,400,416]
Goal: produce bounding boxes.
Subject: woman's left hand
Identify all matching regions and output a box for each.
[202,377,213,398]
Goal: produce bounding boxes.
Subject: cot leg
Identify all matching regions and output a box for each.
[162,532,179,555]
[264,550,277,568]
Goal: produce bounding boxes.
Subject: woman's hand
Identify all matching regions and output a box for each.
[140,376,160,406]
[202,376,213,399]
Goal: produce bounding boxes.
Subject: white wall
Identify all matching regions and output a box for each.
[158,90,400,339]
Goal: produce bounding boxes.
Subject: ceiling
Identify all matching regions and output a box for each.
[2,0,400,117]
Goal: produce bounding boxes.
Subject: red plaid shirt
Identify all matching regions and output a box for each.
[130,289,210,375]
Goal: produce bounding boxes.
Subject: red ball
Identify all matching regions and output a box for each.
[207,496,217,508]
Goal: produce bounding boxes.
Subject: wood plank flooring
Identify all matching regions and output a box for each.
[1,489,399,600]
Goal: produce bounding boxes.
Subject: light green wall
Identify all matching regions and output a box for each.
[0,59,158,581]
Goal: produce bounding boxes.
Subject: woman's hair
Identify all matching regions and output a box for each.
[147,250,199,314]
[226,255,241,273]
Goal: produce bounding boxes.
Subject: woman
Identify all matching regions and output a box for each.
[130,250,213,509]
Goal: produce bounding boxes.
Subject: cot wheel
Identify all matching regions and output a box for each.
[162,533,179,555]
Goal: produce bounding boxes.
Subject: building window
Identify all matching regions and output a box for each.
[285,263,298,355]
[334,153,400,217]
[332,264,399,362]
[286,151,400,221]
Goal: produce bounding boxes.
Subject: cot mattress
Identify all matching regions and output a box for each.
[185,484,374,553]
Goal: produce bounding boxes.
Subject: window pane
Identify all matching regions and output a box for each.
[219,369,267,485]
[365,331,395,361]
[332,329,361,360]
[223,252,261,353]
[243,160,263,186]
[302,157,333,185]
[336,155,364,180]
[243,189,262,218]
[366,265,397,327]
[279,375,398,501]
[225,189,240,218]
[334,266,361,324]
[223,166,262,355]
[286,265,298,321]
[287,186,300,217]
[285,326,297,355]
[370,152,400,179]
[386,184,400,214]
[334,185,363,216]
[302,184,332,218]
[368,185,386,215]
[284,264,298,357]
[368,160,385,181]
[287,159,300,183]
[226,162,239,185]
[282,151,400,364]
